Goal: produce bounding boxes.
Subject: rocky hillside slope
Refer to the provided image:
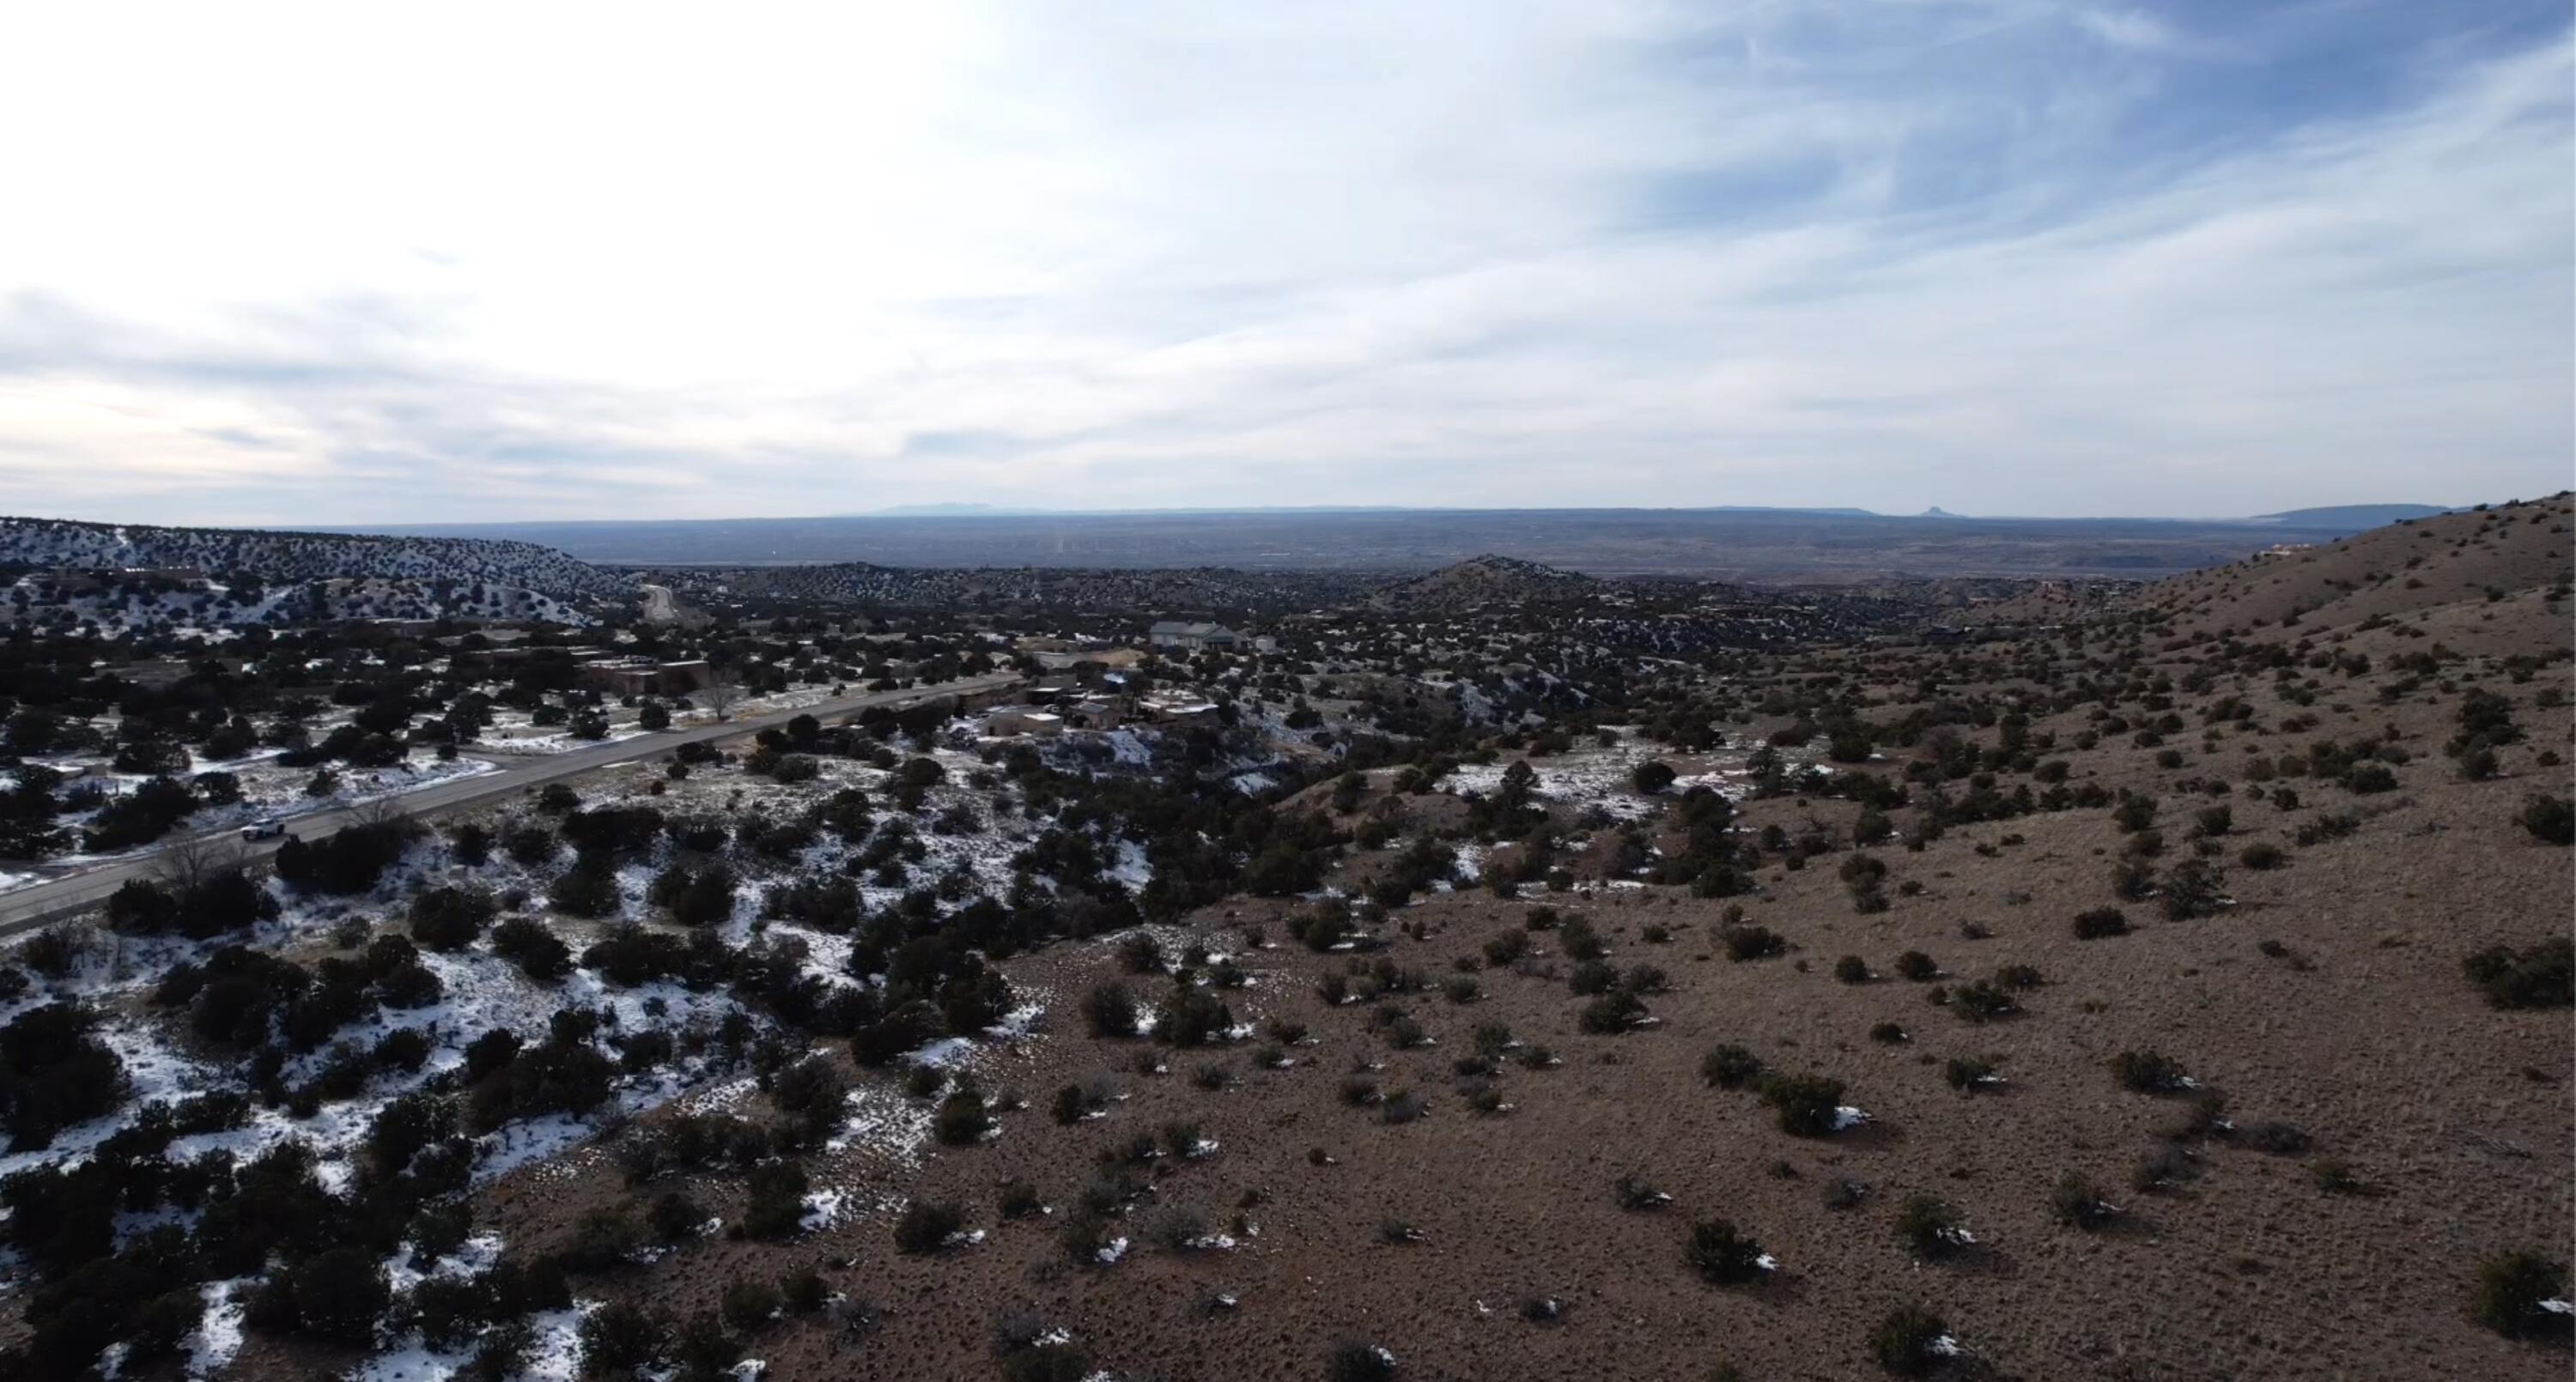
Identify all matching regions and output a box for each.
[2139,493,2574,654]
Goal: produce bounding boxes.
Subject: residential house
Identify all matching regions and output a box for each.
[1139,693,1218,723]
[985,707,1065,737]
[574,658,718,697]
[1148,621,1240,652]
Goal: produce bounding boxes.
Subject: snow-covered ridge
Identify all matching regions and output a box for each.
[0,515,633,605]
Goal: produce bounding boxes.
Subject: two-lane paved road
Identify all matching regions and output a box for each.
[0,673,1020,937]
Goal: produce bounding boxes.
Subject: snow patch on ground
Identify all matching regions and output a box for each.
[185,1279,248,1380]
[1438,730,1792,823]
[351,1294,602,1382]
[825,1084,934,1169]
[800,1188,848,1233]
[1109,839,1153,890]
[519,1302,598,1381]
[384,1234,506,1294]
[908,1036,976,1070]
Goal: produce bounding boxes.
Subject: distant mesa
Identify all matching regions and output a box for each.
[866,502,1030,518]
[1699,505,1880,517]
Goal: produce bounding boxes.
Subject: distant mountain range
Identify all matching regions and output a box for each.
[860,502,1463,518]
[319,503,2463,579]
[0,501,2477,629]
[841,501,2445,524]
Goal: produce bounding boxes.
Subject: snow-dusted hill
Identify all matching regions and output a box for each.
[0,515,633,631]
[0,515,634,603]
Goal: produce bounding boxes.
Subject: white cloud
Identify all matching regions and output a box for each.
[0,1,2565,523]
[2075,7,2201,57]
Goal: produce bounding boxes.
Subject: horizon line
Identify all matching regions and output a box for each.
[263,500,2463,530]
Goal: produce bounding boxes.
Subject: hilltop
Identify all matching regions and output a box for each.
[1370,554,1602,613]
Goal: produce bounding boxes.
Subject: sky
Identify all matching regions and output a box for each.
[0,1,2568,525]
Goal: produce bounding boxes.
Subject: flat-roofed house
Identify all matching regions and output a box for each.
[986,707,1065,737]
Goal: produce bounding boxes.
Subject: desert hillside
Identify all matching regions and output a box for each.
[2141,494,2574,649]
[0,500,2565,1382]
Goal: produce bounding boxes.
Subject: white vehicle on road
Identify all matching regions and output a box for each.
[240,818,289,841]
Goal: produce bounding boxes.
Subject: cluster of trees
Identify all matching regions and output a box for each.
[1,1106,598,1376]
[106,852,278,939]
[0,1001,127,1150]
[155,932,441,1064]
[274,813,421,894]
